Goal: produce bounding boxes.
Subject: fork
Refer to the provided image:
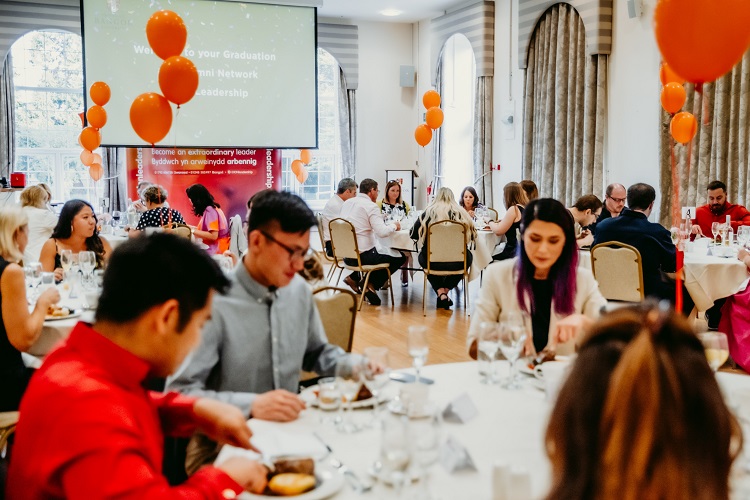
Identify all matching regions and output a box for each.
[313,432,373,493]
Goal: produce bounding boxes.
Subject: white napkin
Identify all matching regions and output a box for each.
[214,421,328,466]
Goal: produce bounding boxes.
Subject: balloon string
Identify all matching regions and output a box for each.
[670,134,680,227]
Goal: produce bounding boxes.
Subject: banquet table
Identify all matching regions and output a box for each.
[28,293,93,357]
[216,361,750,499]
[102,232,129,249]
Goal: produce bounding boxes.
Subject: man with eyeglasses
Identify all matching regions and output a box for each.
[597,183,627,223]
[168,190,351,471]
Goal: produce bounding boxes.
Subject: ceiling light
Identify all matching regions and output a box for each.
[380,9,402,17]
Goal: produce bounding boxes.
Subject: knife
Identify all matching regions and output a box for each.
[312,433,372,493]
[389,372,434,384]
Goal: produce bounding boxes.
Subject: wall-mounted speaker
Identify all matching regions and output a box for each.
[627,0,642,18]
[400,65,415,87]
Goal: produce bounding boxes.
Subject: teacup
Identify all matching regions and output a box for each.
[533,361,569,401]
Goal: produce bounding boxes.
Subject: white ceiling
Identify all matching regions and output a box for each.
[317,0,474,23]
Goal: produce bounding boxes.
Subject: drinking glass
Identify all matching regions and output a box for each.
[60,249,73,282]
[407,326,429,384]
[79,251,96,289]
[317,376,342,425]
[127,211,139,227]
[363,347,391,426]
[39,272,55,292]
[498,311,529,390]
[24,262,42,301]
[410,402,442,500]
[712,222,721,244]
[738,227,750,248]
[477,322,500,384]
[379,413,412,493]
[335,357,365,433]
[111,210,122,228]
[697,332,729,372]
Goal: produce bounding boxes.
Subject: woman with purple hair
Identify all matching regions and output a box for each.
[467,198,606,357]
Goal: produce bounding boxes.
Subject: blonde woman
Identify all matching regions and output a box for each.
[410,187,477,309]
[20,185,58,264]
[0,207,60,411]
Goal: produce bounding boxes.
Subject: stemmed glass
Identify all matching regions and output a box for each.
[60,249,73,283]
[410,403,442,500]
[697,332,729,372]
[24,262,42,302]
[407,326,429,384]
[498,311,529,390]
[363,347,391,427]
[477,322,500,384]
[79,251,96,289]
[712,222,722,245]
[335,357,365,433]
[738,226,750,249]
[111,210,122,228]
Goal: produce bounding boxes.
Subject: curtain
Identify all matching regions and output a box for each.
[659,51,750,227]
[102,147,126,211]
[473,75,493,205]
[0,54,14,179]
[522,4,607,206]
[433,63,444,192]
[337,68,357,179]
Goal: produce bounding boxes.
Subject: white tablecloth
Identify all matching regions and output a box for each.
[683,252,749,312]
[102,233,129,249]
[28,293,93,357]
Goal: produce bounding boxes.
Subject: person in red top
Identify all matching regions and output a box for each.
[6,233,268,499]
[690,180,750,237]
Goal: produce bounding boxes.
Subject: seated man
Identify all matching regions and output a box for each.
[7,233,268,498]
[168,191,351,470]
[691,180,750,237]
[322,178,358,257]
[338,178,406,306]
[594,183,694,314]
[568,194,602,247]
[597,183,627,223]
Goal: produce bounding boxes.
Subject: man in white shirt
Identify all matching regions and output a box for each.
[338,178,406,306]
[322,178,358,257]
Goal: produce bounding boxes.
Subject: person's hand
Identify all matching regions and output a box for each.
[223,250,238,266]
[690,224,704,236]
[218,457,269,494]
[739,248,750,269]
[577,229,591,240]
[53,268,64,282]
[394,221,401,231]
[553,314,592,345]
[577,233,594,248]
[36,287,60,309]
[522,336,536,357]
[368,359,384,374]
[193,398,256,450]
[467,209,475,218]
[251,389,306,422]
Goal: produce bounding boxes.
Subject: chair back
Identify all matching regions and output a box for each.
[316,213,328,247]
[163,222,192,239]
[590,241,645,302]
[329,218,361,263]
[228,214,247,256]
[426,220,467,267]
[487,207,499,222]
[313,287,357,351]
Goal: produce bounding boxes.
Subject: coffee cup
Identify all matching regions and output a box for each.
[533,361,569,401]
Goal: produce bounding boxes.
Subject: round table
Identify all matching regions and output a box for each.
[683,252,749,312]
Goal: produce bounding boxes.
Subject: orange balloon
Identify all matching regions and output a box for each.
[79,126,101,151]
[654,0,750,84]
[670,111,698,144]
[425,107,444,129]
[87,105,107,129]
[296,167,309,184]
[659,62,685,86]
[414,124,432,147]
[129,92,173,145]
[660,82,686,114]
[92,153,102,165]
[423,90,441,109]
[291,159,304,176]
[89,82,111,106]
[146,10,187,60]
[159,56,199,106]
[300,149,312,164]
[80,150,94,166]
[89,164,103,182]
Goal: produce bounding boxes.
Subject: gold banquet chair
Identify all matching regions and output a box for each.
[163,222,192,239]
[423,220,470,316]
[316,213,340,282]
[590,241,645,302]
[0,411,19,460]
[313,287,357,352]
[328,218,394,311]
[486,207,499,222]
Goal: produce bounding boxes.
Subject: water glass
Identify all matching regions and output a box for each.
[499,311,529,390]
[379,413,412,492]
[60,249,74,282]
[39,272,55,292]
[24,262,42,301]
[407,326,429,384]
[410,403,442,499]
[317,376,342,426]
[697,331,729,371]
[363,347,391,426]
[79,251,96,289]
[335,357,365,433]
[477,321,500,384]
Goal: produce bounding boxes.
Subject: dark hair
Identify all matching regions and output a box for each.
[359,178,378,195]
[247,189,275,210]
[520,180,539,201]
[707,180,727,192]
[546,303,741,500]
[572,194,603,212]
[337,178,357,195]
[626,183,656,211]
[95,233,230,330]
[248,190,316,234]
[51,200,105,267]
[460,186,480,210]
[186,184,220,216]
[516,198,578,316]
[383,180,402,205]
[143,185,167,205]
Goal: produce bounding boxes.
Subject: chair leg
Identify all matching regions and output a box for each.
[422,273,428,316]
[325,260,337,281]
[358,271,373,311]
[334,267,344,287]
[386,270,394,309]
[464,273,470,316]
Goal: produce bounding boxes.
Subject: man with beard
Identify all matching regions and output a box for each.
[691,180,750,237]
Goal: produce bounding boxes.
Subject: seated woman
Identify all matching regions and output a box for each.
[568,194,602,248]
[377,180,411,216]
[19,184,58,264]
[130,185,185,235]
[459,186,483,217]
[489,182,528,261]
[39,200,112,282]
[468,198,606,357]
[546,304,740,499]
[186,183,230,255]
[410,187,476,309]
[0,207,60,411]
[520,179,539,201]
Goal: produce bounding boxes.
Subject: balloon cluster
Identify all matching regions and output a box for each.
[659,63,695,144]
[414,90,444,147]
[130,10,199,145]
[79,82,110,181]
[291,149,312,183]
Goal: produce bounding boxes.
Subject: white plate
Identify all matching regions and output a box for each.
[517,355,571,376]
[300,385,385,409]
[44,309,82,322]
[243,464,344,500]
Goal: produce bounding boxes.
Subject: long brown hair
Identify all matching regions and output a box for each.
[545,303,741,500]
[503,182,528,210]
[382,180,402,205]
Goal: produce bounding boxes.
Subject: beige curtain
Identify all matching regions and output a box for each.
[433,63,444,192]
[659,51,750,227]
[102,147,126,211]
[522,4,606,206]
[474,76,493,205]
[337,68,356,179]
[0,54,13,179]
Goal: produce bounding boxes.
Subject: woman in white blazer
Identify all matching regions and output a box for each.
[20,185,58,265]
[468,198,606,357]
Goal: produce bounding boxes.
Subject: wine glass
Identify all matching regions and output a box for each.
[79,251,96,289]
[738,226,750,249]
[363,347,391,426]
[60,249,73,283]
[498,311,529,390]
[712,222,721,245]
[111,210,122,228]
[477,322,500,384]
[407,326,429,384]
[697,332,729,372]
[335,357,365,433]
[24,262,42,302]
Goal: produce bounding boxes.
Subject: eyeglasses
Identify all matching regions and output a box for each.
[607,195,626,204]
[259,230,311,261]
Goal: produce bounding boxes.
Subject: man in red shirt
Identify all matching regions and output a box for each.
[7,234,268,499]
[691,180,750,237]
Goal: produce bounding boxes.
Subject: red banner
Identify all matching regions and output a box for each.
[125,148,281,224]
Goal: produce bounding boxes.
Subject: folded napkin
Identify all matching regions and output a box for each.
[215,421,328,466]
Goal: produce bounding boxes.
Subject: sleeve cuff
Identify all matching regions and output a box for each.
[188,466,244,499]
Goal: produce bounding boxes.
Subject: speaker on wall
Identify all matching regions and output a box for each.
[627,0,642,18]
[400,65,415,87]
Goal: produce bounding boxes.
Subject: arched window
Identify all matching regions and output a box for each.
[11,30,96,203]
[281,48,341,208]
